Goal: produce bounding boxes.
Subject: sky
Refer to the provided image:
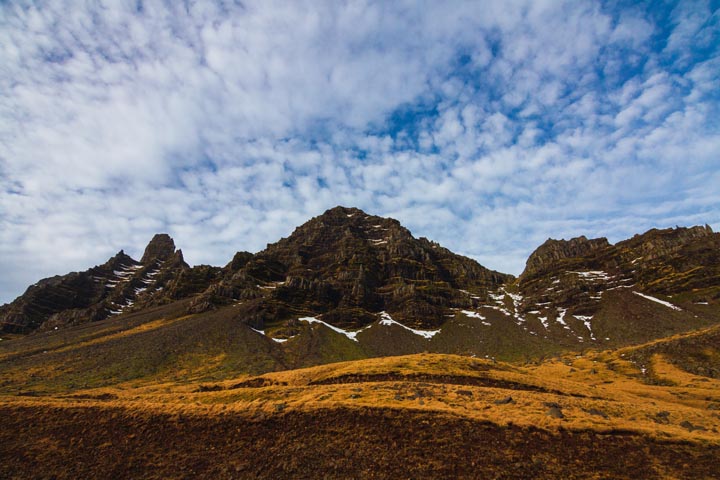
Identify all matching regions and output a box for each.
[1,0,719,305]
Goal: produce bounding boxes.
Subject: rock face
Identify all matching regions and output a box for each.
[140,234,177,265]
[1,210,718,353]
[521,225,715,284]
[190,206,512,330]
[517,225,720,325]
[522,236,610,279]
[0,251,135,333]
[0,234,221,333]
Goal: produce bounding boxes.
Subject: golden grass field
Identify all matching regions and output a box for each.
[3,346,720,478]
[5,348,718,441]
[1,305,719,479]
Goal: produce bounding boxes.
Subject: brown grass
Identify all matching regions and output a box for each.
[2,352,718,445]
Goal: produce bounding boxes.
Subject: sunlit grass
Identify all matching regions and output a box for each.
[2,351,718,446]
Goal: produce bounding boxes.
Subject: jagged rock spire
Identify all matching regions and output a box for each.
[141,234,177,265]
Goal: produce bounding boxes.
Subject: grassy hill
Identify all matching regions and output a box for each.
[2,342,719,478]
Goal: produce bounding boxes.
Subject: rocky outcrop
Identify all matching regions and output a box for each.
[616,225,714,262]
[517,225,720,320]
[140,234,177,265]
[522,236,610,280]
[0,235,206,333]
[189,206,513,329]
[0,250,136,333]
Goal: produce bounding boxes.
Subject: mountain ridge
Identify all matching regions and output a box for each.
[1,207,718,361]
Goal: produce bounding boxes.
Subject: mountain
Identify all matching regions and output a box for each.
[1,206,511,335]
[0,234,221,333]
[513,225,720,348]
[1,207,718,365]
[189,206,511,330]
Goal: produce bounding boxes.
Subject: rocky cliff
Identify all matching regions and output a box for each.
[517,225,720,321]
[0,234,220,333]
[189,206,512,330]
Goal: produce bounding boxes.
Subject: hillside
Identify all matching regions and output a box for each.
[1,352,718,479]
[0,234,221,333]
[1,207,719,478]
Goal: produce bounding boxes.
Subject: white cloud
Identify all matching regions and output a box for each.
[1,0,719,304]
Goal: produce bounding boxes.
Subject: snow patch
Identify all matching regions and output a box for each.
[484,305,514,318]
[249,325,295,343]
[574,315,596,340]
[461,310,491,326]
[555,309,572,331]
[505,291,523,305]
[299,316,369,342]
[458,289,480,299]
[570,270,610,280]
[378,312,440,339]
[633,292,682,311]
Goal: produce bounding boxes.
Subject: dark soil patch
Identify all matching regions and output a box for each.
[62,393,119,401]
[0,404,717,480]
[307,372,586,397]
[231,377,288,388]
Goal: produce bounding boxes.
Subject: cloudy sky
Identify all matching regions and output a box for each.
[1,0,719,304]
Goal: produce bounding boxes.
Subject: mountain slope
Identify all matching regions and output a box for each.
[188,206,512,331]
[1,208,718,369]
[0,234,223,334]
[2,352,718,479]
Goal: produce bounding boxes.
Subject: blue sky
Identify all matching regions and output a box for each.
[1,0,719,304]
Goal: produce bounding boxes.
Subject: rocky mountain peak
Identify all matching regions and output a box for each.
[521,235,611,280]
[257,206,409,267]
[186,206,511,330]
[140,234,177,265]
[287,206,404,238]
[616,225,714,261]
